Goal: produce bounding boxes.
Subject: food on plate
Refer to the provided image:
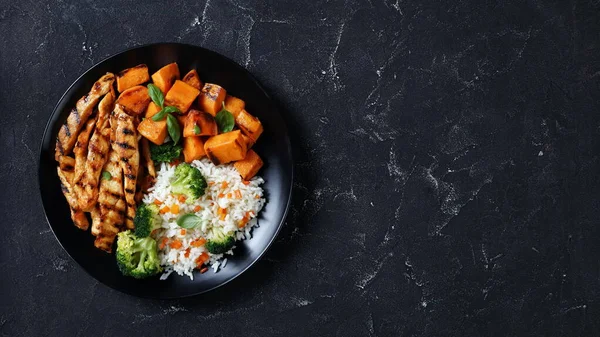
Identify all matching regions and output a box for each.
[235,109,263,142]
[224,95,245,118]
[182,69,202,90]
[115,85,151,115]
[116,230,162,279]
[151,62,180,93]
[53,62,266,279]
[203,130,248,165]
[198,83,226,116]
[116,64,150,93]
[164,80,200,113]
[183,110,217,137]
[55,73,115,160]
[183,136,205,163]
[234,150,263,181]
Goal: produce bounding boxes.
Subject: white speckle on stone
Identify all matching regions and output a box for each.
[538,151,543,156]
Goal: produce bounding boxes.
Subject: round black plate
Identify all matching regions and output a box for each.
[38,43,293,298]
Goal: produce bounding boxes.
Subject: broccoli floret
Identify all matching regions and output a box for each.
[116,230,162,279]
[150,142,182,163]
[134,203,162,237]
[170,163,207,202]
[205,226,235,254]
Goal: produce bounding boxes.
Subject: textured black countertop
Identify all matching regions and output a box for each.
[1,0,599,336]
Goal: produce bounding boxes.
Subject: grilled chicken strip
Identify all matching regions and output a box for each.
[71,116,97,210]
[73,93,115,211]
[93,149,127,252]
[55,73,114,160]
[111,105,139,230]
[56,157,89,230]
[140,138,156,177]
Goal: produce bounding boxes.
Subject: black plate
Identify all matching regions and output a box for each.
[38,43,293,298]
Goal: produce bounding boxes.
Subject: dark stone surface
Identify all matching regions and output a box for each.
[1,0,599,336]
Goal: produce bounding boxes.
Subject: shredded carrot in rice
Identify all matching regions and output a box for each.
[254,195,260,199]
[171,204,180,214]
[160,206,170,214]
[196,252,209,267]
[193,205,202,212]
[234,190,242,199]
[177,195,187,203]
[159,237,169,250]
[180,229,186,235]
[169,240,182,249]
[227,193,232,199]
[153,199,163,205]
[208,181,215,186]
[191,238,206,247]
[218,193,224,198]
[221,181,228,189]
[184,248,191,258]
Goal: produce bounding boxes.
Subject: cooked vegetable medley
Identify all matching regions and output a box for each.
[54,62,266,280]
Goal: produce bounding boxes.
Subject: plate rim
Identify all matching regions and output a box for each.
[37,42,294,299]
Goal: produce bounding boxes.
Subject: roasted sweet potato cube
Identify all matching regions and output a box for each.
[203,130,247,165]
[234,150,263,180]
[183,136,206,163]
[198,83,226,116]
[138,118,167,145]
[145,102,161,118]
[115,85,151,116]
[183,109,218,137]
[241,133,255,149]
[151,62,180,93]
[164,80,200,113]
[182,69,202,90]
[116,64,150,93]
[235,109,263,142]
[224,95,245,118]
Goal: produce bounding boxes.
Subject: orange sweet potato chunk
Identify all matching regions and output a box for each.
[224,95,245,118]
[235,109,263,142]
[115,85,151,116]
[164,80,200,113]
[198,83,226,116]
[117,64,150,93]
[183,109,218,137]
[234,150,263,180]
[182,69,202,90]
[138,118,167,145]
[145,102,161,118]
[151,63,180,93]
[241,132,255,149]
[203,130,247,165]
[183,136,206,163]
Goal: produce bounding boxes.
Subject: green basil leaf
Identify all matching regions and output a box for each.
[215,103,235,133]
[194,125,201,135]
[101,171,112,180]
[176,213,203,229]
[147,83,164,108]
[151,108,169,121]
[166,114,181,144]
[163,106,180,114]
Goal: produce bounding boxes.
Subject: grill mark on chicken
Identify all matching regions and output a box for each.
[55,73,114,160]
[115,141,135,150]
[56,165,89,230]
[111,105,139,230]
[72,92,115,212]
[93,148,126,251]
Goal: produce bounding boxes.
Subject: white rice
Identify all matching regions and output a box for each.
[143,158,265,279]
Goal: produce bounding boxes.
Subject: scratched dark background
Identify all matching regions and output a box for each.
[1,0,599,336]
